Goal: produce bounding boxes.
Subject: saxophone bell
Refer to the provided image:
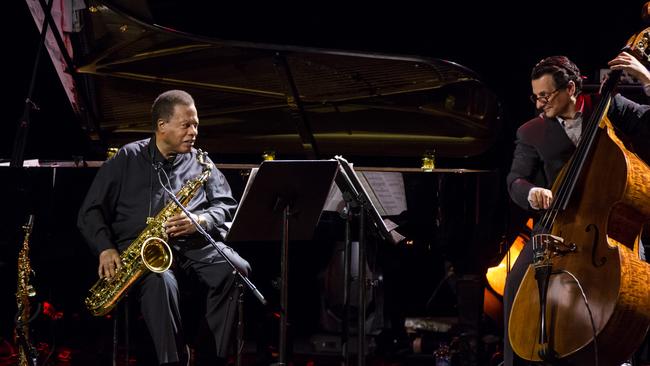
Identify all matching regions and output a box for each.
[141,237,173,273]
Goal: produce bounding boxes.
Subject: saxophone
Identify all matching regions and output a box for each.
[85,150,213,316]
[15,215,38,366]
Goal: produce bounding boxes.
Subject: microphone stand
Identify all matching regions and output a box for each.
[11,0,54,167]
[157,167,266,306]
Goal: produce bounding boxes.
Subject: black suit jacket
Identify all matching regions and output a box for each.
[507,93,650,210]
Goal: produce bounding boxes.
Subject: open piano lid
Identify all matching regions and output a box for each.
[66,1,501,161]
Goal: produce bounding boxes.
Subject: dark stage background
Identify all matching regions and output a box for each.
[2,1,649,365]
[3,1,647,162]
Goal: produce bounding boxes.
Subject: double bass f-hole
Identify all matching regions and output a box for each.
[585,223,607,267]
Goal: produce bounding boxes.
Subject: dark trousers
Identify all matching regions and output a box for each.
[136,253,245,365]
[502,238,533,366]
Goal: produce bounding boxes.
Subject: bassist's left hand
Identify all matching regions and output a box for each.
[608,52,650,86]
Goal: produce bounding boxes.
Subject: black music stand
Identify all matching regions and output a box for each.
[226,160,339,366]
[334,156,405,366]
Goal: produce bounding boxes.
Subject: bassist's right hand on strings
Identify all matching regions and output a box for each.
[98,248,121,279]
[528,187,553,210]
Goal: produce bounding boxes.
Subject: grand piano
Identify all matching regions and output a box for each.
[1,1,509,364]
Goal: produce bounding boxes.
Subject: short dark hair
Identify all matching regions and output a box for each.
[531,56,582,95]
[151,90,195,131]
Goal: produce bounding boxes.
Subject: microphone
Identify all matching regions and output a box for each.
[153,161,164,171]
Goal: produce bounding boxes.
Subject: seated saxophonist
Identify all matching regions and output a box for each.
[78,89,251,366]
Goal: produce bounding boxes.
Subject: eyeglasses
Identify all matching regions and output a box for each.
[530,89,560,104]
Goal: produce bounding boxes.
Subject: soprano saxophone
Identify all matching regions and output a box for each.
[85,150,213,316]
[15,215,38,366]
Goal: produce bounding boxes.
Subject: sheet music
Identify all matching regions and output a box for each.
[325,170,407,217]
[360,171,407,216]
[333,156,406,244]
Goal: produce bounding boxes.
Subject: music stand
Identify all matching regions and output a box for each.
[226,159,338,366]
[334,156,405,366]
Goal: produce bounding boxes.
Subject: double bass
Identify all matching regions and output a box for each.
[509,28,650,365]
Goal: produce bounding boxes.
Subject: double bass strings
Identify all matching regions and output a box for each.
[537,71,620,235]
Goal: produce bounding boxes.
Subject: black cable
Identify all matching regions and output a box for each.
[556,269,599,366]
[148,161,154,219]
[158,163,174,196]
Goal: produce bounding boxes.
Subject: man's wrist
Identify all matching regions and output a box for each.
[197,214,207,229]
[527,187,541,210]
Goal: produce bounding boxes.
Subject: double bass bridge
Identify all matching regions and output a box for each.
[532,234,577,266]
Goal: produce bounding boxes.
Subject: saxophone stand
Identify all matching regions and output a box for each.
[14,318,39,366]
[226,160,339,366]
[15,214,39,366]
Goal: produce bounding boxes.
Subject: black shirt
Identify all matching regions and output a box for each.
[77,137,238,260]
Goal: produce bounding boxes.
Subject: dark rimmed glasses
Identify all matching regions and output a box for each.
[530,89,560,104]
